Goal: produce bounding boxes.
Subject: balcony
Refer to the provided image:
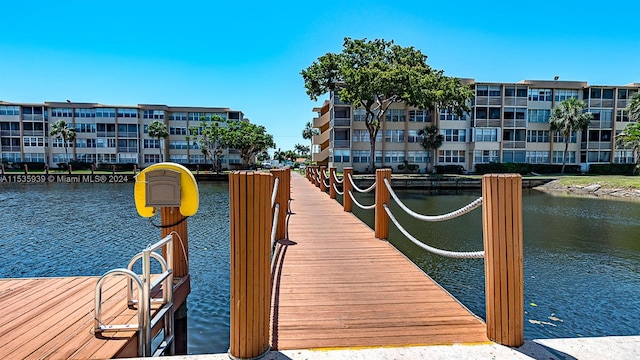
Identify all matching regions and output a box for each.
[1,146,22,151]
[503,119,526,128]
[97,131,116,137]
[118,147,139,153]
[312,146,329,163]
[332,140,350,148]
[504,97,527,107]
[313,111,330,128]
[0,130,21,136]
[313,130,329,146]
[587,142,612,150]
[474,120,501,127]
[502,141,526,149]
[23,130,46,136]
[333,118,351,127]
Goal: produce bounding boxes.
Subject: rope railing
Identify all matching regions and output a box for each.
[383,204,484,258]
[347,173,376,193]
[347,189,376,210]
[383,178,483,222]
[321,169,329,180]
[333,171,343,184]
[271,177,280,209]
[323,177,330,189]
[333,182,344,196]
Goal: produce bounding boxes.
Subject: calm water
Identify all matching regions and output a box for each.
[0,183,639,354]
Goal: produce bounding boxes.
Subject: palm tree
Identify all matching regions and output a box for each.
[148,120,169,162]
[628,93,640,122]
[302,121,319,161]
[50,119,77,168]
[616,122,640,174]
[294,143,310,158]
[549,97,593,173]
[418,125,443,173]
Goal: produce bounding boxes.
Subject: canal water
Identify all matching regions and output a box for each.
[0,182,639,354]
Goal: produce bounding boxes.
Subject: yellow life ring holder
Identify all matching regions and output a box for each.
[134,162,199,218]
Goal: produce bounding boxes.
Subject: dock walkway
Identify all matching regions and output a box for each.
[270,172,488,350]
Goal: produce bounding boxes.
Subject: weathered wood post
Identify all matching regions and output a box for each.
[90,164,94,174]
[112,164,116,174]
[24,164,28,174]
[133,164,137,174]
[271,168,290,241]
[319,166,327,192]
[68,164,72,174]
[482,174,524,347]
[160,207,189,278]
[329,167,337,199]
[229,171,271,359]
[314,166,320,188]
[1,163,4,175]
[375,169,391,240]
[343,167,353,212]
[45,165,49,175]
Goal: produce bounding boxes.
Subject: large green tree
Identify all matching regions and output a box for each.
[188,116,226,172]
[222,121,275,169]
[616,122,640,173]
[419,125,444,173]
[294,143,310,157]
[50,119,77,166]
[147,120,169,162]
[628,92,640,122]
[549,97,593,173]
[301,37,473,172]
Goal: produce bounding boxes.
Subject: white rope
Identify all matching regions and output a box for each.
[333,182,344,195]
[323,177,330,188]
[347,173,376,193]
[321,169,329,180]
[384,178,482,222]
[383,204,485,259]
[348,189,375,210]
[270,203,280,249]
[271,177,280,209]
[332,171,343,184]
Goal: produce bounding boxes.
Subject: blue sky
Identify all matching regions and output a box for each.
[1,1,639,153]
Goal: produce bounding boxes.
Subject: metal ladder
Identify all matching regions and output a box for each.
[94,235,175,357]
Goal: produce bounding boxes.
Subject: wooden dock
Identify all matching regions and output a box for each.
[270,172,489,350]
[0,275,189,359]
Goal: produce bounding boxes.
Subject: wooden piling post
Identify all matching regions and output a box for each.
[314,166,320,188]
[375,169,391,240]
[319,166,327,192]
[68,164,72,175]
[343,167,353,212]
[329,167,337,199]
[45,165,49,175]
[271,168,290,241]
[229,171,271,359]
[1,163,5,175]
[24,164,28,174]
[90,164,94,174]
[482,174,524,347]
[160,207,189,278]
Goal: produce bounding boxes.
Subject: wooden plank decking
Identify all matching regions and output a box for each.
[0,275,189,359]
[270,172,489,350]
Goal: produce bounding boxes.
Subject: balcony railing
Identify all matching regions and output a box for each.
[504,98,527,107]
[97,131,116,137]
[23,130,45,136]
[502,141,526,149]
[587,142,612,150]
[474,120,502,127]
[503,119,526,128]
[313,131,329,145]
[312,146,329,163]
[333,140,350,148]
[0,130,21,136]
[1,146,22,151]
[333,118,351,127]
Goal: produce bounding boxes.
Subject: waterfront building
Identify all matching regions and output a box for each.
[311,79,640,172]
[0,101,245,168]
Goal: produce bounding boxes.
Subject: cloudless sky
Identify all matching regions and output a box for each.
[1,0,639,153]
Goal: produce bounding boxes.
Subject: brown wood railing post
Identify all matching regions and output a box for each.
[90,164,94,174]
[45,165,49,175]
[319,166,327,192]
[314,166,320,188]
[68,164,72,174]
[1,163,4,175]
[375,169,391,240]
[161,207,189,278]
[343,167,353,212]
[329,167,337,199]
[24,164,28,174]
[270,168,290,241]
[482,174,524,347]
[229,171,271,359]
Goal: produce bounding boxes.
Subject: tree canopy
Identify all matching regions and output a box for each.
[301,37,473,172]
[549,97,593,173]
[628,93,640,122]
[148,120,169,162]
[616,122,640,173]
[222,120,275,168]
[418,125,443,172]
[188,116,226,172]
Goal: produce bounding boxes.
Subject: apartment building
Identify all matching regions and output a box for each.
[311,79,640,173]
[0,101,245,168]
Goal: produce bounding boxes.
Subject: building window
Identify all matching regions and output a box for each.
[527,109,551,123]
[504,108,526,120]
[474,150,499,164]
[24,153,45,162]
[352,150,370,163]
[407,151,429,163]
[169,154,188,163]
[489,107,501,119]
[439,109,467,121]
[353,109,367,121]
[502,150,526,163]
[95,108,116,118]
[169,126,187,135]
[143,110,164,119]
[74,123,96,133]
[189,154,206,164]
[352,130,369,142]
[616,109,631,122]
[505,86,528,97]
[384,150,405,163]
[475,107,488,119]
[526,130,550,143]
[52,154,72,163]
[169,112,187,121]
[614,150,634,164]
[528,89,552,101]
[169,140,188,149]
[117,108,138,118]
[554,89,579,102]
[526,151,549,164]
[407,130,420,143]
[409,109,430,122]
[144,154,161,163]
[385,109,406,122]
[475,128,498,142]
[0,106,20,116]
[51,108,73,117]
[587,151,610,163]
[144,139,160,148]
[438,150,465,163]
[385,130,405,143]
[553,151,576,164]
[74,108,96,118]
[553,131,577,143]
[333,149,350,163]
[441,129,466,142]
[96,138,116,148]
[476,85,488,96]
[75,138,96,148]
